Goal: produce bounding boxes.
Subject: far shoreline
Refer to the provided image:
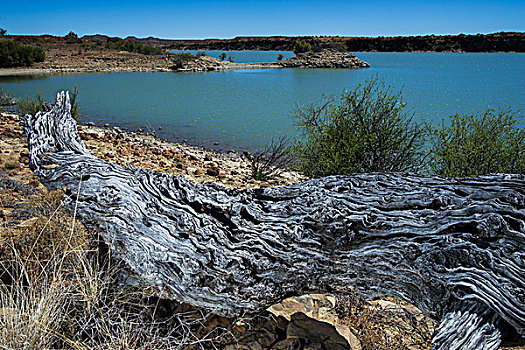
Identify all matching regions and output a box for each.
[1,49,522,77]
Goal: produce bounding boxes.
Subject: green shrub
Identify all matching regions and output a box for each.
[427,108,525,177]
[219,52,227,61]
[103,37,163,55]
[64,31,81,44]
[18,85,81,123]
[0,85,15,106]
[170,52,195,69]
[0,39,46,67]
[292,77,426,177]
[17,92,48,116]
[294,39,311,54]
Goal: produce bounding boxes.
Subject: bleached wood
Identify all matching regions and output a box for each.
[22,92,525,348]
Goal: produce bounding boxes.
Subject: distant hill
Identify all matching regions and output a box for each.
[82,32,524,52]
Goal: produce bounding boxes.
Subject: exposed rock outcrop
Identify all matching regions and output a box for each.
[279,50,370,68]
[173,55,281,72]
[172,50,369,72]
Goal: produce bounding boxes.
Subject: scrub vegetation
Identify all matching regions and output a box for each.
[293,39,311,54]
[170,52,196,69]
[291,77,524,178]
[427,108,525,177]
[17,85,81,123]
[0,39,46,68]
[292,78,425,177]
[103,37,163,55]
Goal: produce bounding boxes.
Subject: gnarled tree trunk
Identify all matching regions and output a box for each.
[22,92,525,349]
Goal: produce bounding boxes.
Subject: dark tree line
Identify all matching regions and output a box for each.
[0,39,45,67]
[344,33,524,52]
[170,33,524,53]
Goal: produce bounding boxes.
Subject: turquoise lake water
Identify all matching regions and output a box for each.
[171,50,296,63]
[1,52,523,152]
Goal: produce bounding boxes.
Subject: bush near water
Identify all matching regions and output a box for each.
[170,52,196,69]
[294,39,311,54]
[427,108,525,177]
[0,39,45,67]
[17,85,82,123]
[291,77,524,178]
[292,78,426,177]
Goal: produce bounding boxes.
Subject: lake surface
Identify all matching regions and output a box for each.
[1,52,523,152]
[171,50,295,63]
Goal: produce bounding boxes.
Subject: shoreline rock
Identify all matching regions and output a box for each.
[172,50,370,72]
[0,110,305,189]
[280,50,370,69]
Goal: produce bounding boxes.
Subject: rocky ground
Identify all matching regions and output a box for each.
[0,36,173,75]
[174,50,370,72]
[279,51,370,69]
[175,54,281,72]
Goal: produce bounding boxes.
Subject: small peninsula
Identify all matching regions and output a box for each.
[173,50,370,72]
[0,34,371,75]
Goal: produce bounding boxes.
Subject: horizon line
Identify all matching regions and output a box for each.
[4,30,524,41]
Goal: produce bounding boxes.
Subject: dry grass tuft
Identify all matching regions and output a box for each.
[0,153,19,170]
[0,188,230,350]
[336,293,436,350]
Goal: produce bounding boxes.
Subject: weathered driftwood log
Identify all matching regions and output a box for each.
[22,92,524,349]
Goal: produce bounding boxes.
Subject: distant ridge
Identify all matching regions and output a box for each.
[81,32,524,52]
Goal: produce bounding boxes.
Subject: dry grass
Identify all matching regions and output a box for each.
[0,188,230,350]
[336,293,436,350]
[0,153,19,170]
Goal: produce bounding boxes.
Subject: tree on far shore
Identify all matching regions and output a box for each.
[65,31,81,44]
[294,39,311,54]
[0,28,6,36]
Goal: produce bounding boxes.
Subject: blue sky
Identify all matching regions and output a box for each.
[1,0,523,39]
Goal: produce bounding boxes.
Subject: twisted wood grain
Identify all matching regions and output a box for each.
[22,92,525,348]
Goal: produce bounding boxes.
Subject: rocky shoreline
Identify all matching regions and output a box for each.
[280,50,370,69]
[174,50,370,72]
[1,110,304,190]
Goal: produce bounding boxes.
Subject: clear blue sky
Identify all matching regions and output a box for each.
[1,0,523,39]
